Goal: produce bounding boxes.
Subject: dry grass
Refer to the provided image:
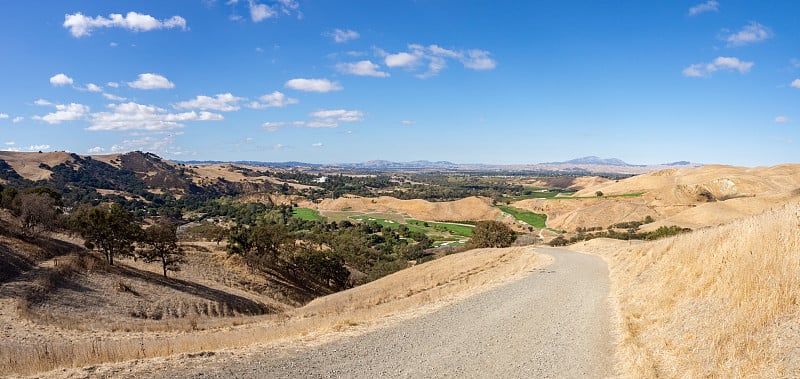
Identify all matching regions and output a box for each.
[0,246,544,377]
[574,203,800,377]
[316,195,502,222]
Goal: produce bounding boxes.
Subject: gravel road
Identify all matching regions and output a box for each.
[97,248,615,379]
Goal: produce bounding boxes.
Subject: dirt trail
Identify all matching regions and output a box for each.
[90,248,615,379]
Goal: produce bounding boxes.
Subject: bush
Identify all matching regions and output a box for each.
[468,221,516,248]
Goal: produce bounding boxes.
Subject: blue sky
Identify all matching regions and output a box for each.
[1,1,798,166]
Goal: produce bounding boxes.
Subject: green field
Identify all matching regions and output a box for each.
[496,205,548,228]
[501,187,576,202]
[291,207,324,221]
[407,220,473,237]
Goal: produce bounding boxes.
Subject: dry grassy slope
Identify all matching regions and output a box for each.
[573,203,800,377]
[514,164,800,231]
[315,195,502,221]
[0,151,75,181]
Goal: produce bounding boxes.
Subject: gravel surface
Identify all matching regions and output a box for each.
[82,248,615,379]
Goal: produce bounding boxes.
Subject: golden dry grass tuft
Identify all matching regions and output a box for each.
[0,246,544,376]
[575,203,800,377]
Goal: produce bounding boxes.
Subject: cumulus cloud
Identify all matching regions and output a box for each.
[723,22,773,46]
[103,93,127,101]
[284,78,342,92]
[109,133,187,156]
[85,83,102,92]
[682,56,754,77]
[128,73,175,89]
[688,0,718,16]
[327,28,359,43]
[241,0,298,22]
[28,145,51,151]
[381,44,496,77]
[310,109,364,122]
[12,117,23,123]
[87,146,105,154]
[385,52,420,68]
[792,79,800,88]
[63,11,187,37]
[107,82,120,88]
[50,73,74,86]
[0,113,8,119]
[273,143,289,150]
[248,91,298,108]
[34,99,52,106]
[775,116,789,123]
[248,0,275,21]
[34,103,90,124]
[311,142,323,147]
[336,60,389,77]
[174,93,244,111]
[88,102,222,131]
[262,108,364,131]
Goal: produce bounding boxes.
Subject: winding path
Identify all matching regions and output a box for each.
[119,247,616,379]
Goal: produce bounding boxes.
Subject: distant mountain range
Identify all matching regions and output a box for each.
[178,156,701,175]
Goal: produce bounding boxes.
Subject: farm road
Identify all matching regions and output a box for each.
[106,248,616,378]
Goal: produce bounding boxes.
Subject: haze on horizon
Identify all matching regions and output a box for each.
[0,1,798,167]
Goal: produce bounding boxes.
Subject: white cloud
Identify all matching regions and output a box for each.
[88,102,222,131]
[273,143,289,150]
[311,142,323,147]
[382,44,496,77]
[4,142,15,146]
[12,117,23,123]
[63,11,187,37]
[248,0,275,22]
[107,82,120,88]
[775,116,789,123]
[792,79,800,88]
[310,109,364,122]
[109,134,187,156]
[327,28,359,43]
[50,73,74,86]
[285,78,342,92]
[85,83,102,92]
[28,145,51,151]
[263,109,364,131]
[724,22,773,46]
[249,91,298,108]
[34,99,52,106]
[0,113,8,119]
[385,52,420,68]
[174,93,244,111]
[462,49,496,70]
[87,146,105,154]
[336,60,389,77]
[682,56,754,77]
[401,120,416,125]
[34,103,90,124]
[103,93,127,101]
[128,73,175,89]
[110,42,118,47]
[262,121,286,131]
[688,0,719,16]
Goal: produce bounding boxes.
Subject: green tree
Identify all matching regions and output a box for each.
[140,222,184,277]
[468,220,517,248]
[70,203,141,265]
